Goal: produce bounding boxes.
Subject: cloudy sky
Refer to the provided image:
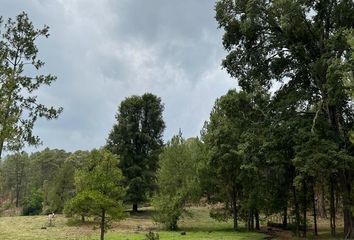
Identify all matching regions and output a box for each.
[1,0,236,152]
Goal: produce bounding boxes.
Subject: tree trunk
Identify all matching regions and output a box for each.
[132,203,138,212]
[330,175,336,236]
[81,215,85,223]
[293,186,300,237]
[282,206,288,228]
[319,184,327,218]
[303,181,307,238]
[0,140,3,160]
[15,188,20,208]
[231,188,238,231]
[312,183,318,236]
[100,209,105,240]
[255,210,260,230]
[342,171,354,239]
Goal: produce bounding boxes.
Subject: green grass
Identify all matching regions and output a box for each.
[103,231,265,240]
[0,207,267,240]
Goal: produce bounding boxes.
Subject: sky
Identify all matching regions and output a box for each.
[1,0,236,153]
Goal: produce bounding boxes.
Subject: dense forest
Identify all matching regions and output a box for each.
[0,0,354,240]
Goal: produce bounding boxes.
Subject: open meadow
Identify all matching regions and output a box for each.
[0,207,348,240]
[0,207,267,240]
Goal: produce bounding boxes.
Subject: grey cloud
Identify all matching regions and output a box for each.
[1,0,236,153]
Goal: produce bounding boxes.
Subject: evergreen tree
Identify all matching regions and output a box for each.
[0,12,62,159]
[107,93,165,212]
[153,133,202,230]
[64,149,126,240]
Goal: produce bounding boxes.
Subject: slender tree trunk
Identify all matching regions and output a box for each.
[342,171,354,239]
[81,215,85,223]
[312,183,318,236]
[330,175,336,236]
[282,206,288,228]
[251,209,255,231]
[0,140,3,160]
[303,181,307,238]
[15,188,20,207]
[319,184,327,218]
[293,186,300,237]
[255,210,260,230]
[132,203,138,212]
[231,188,238,231]
[100,209,105,240]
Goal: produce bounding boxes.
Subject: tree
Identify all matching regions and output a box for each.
[0,152,29,207]
[215,0,354,236]
[0,12,62,159]
[21,190,43,216]
[203,90,254,230]
[153,133,202,230]
[107,93,165,212]
[64,149,126,240]
[28,148,69,207]
[47,150,89,213]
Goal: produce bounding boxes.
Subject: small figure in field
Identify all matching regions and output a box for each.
[48,212,55,227]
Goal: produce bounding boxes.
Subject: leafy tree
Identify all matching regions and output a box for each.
[107,93,165,212]
[215,0,354,236]
[64,149,126,240]
[153,133,202,230]
[203,90,254,230]
[22,190,43,216]
[0,12,62,159]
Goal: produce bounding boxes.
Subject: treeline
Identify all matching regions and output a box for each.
[0,149,89,215]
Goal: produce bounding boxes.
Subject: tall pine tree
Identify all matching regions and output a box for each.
[107,93,165,212]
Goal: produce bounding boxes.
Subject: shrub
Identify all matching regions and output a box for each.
[145,231,159,240]
[22,191,43,216]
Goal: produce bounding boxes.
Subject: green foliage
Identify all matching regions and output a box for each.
[22,190,43,216]
[145,231,160,240]
[0,12,62,158]
[0,152,29,207]
[153,133,203,230]
[107,93,165,211]
[64,149,126,240]
[215,0,354,236]
[202,89,267,230]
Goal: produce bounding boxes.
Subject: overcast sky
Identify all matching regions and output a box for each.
[1,0,236,152]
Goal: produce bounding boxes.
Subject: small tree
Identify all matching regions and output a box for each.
[22,190,43,216]
[65,149,126,240]
[153,133,201,230]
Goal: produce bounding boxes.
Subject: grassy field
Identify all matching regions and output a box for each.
[0,207,267,240]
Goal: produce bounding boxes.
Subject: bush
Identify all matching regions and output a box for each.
[22,191,43,216]
[145,231,159,240]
